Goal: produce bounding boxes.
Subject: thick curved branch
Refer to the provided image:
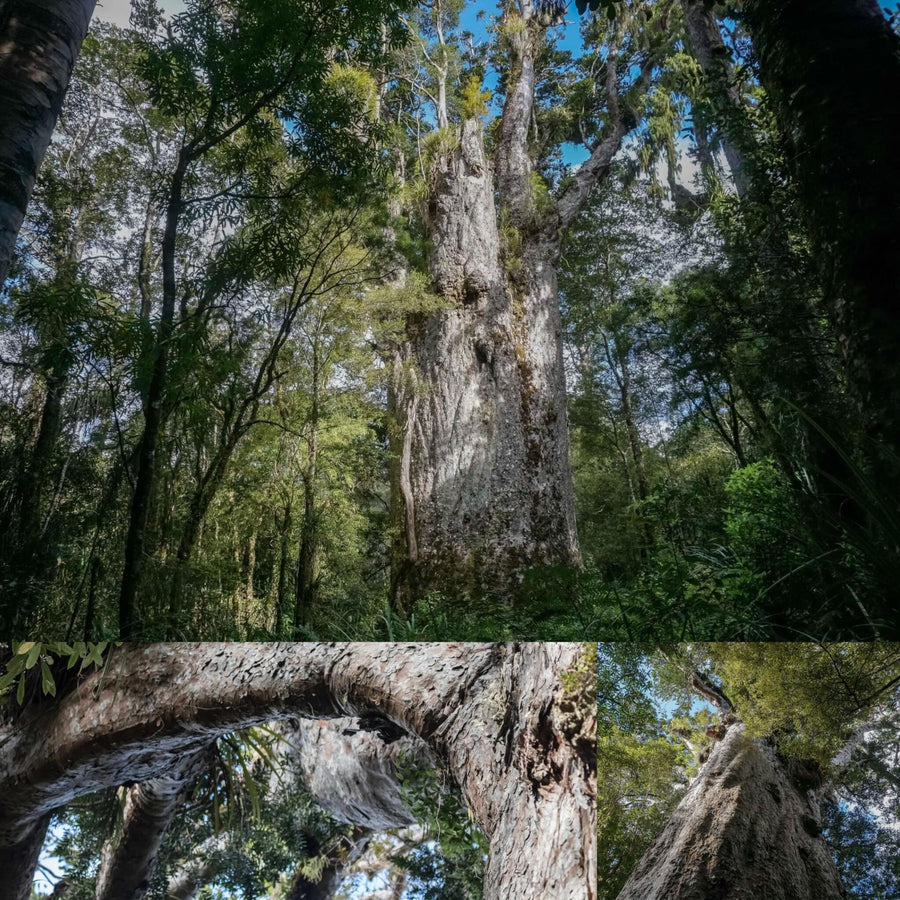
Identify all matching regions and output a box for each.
[0,642,594,900]
[0,643,491,846]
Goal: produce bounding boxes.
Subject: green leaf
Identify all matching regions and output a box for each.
[25,643,42,670]
[40,660,57,697]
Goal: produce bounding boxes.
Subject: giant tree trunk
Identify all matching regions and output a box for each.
[390,3,649,601]
[0,642,596,900]
[0,0,96,285]
[393,117,580,601]
[741,0,900,492]
[617,723,846,900]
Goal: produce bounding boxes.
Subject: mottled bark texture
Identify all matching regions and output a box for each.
[392,4,646,600]
[741,0,900,487]
[0,0,96,285]
[0,642,595,900]
[617,724,846,900]
[396,116,579,600]
[290,717,422,830]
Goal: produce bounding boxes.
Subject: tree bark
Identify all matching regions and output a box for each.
[295,355,320,630]
[164,835,226,900]
[94,750,211,900]
[0,815,50,900]
[617,723,846,900]
[741,0,900,485]
[0,0,96,285]
[394,115,579,601]
[391,5,654,600]
[679,0,750,198]
[0,642,595,900]
[395,3,643,599]
[289,717,421,830]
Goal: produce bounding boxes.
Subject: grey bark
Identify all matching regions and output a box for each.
[0,642,595,900]
[289,717,423,830]
[679,0,750,198]
[394,116,579,600]
[392,3,660,599]
[617,723,846,900]
[94,750,211,900]
[0,0,97,285]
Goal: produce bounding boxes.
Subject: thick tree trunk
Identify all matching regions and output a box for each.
[7,368,67,631]
[275,501,292,636]
[0,642,595,900]
[294,438,319,631]
[393,117,579,602]
[0,816,50,900]
[391,3,651,600]
[0,0,96,285]
[741,0,900,486]
[617,723,846,900]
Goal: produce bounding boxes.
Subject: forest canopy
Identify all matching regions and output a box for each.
[1,0,899,640]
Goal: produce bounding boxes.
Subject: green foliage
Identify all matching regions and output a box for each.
[0,642,115,705]
[395,752,487,900]
[596,726,687,900]
[711,643,900,766]
[459,75,492,119]
[824,803,900,900]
